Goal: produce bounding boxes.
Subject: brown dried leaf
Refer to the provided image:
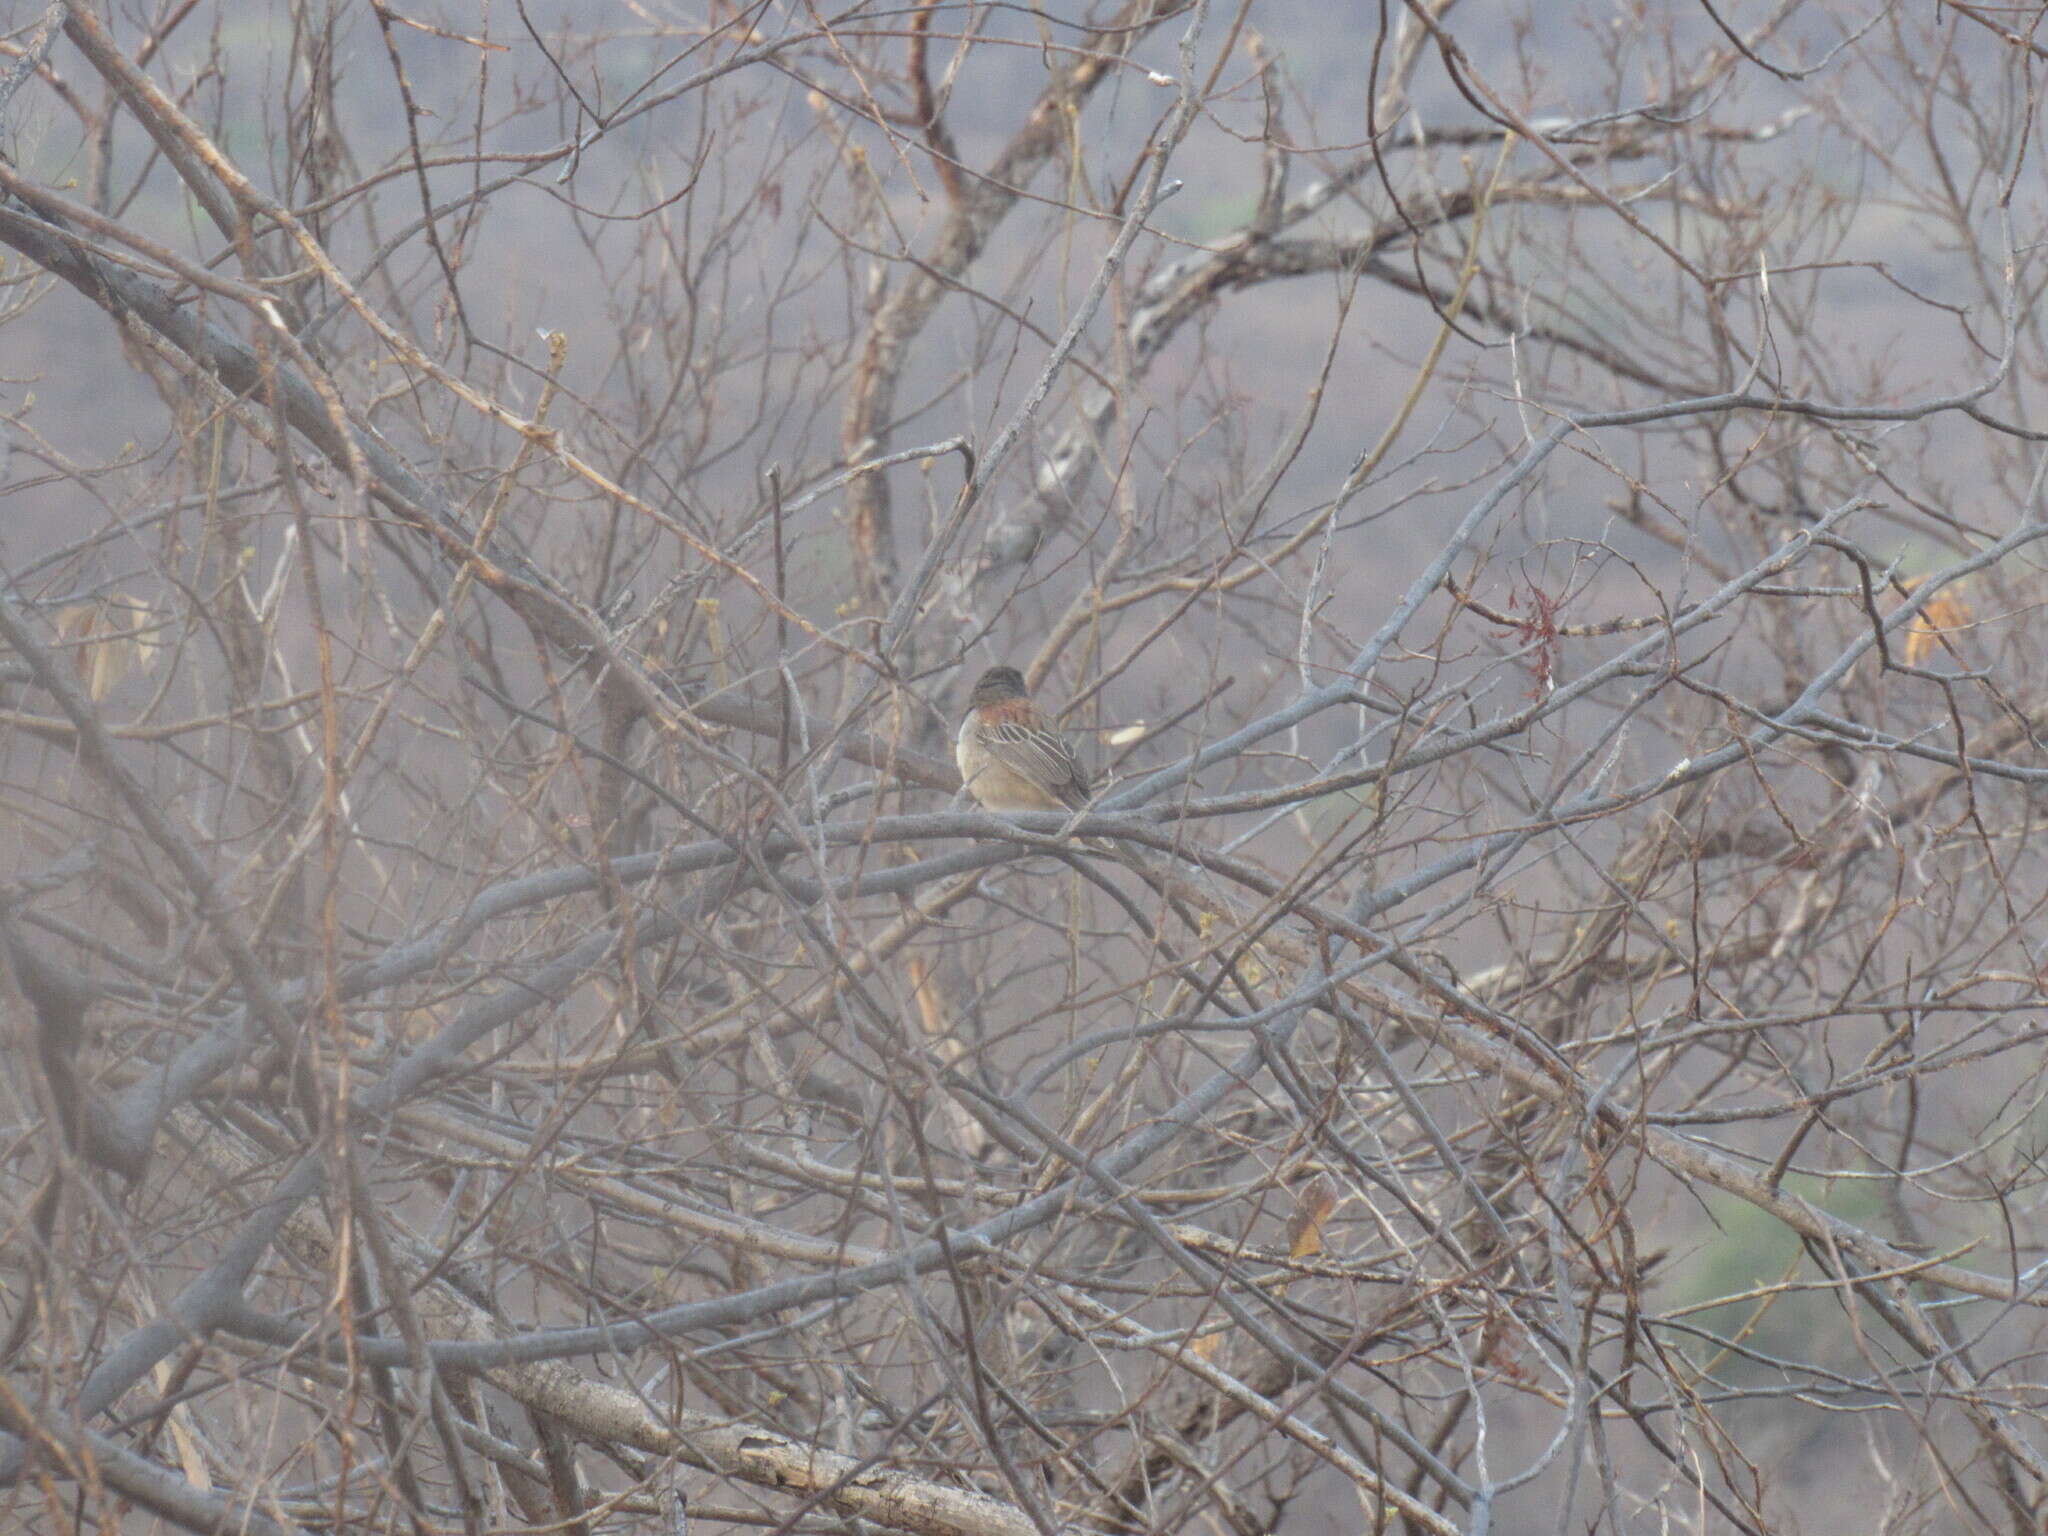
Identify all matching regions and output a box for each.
[1287,1172,1338,1261]
[55,594,163,702]
[1903,585,1971,667]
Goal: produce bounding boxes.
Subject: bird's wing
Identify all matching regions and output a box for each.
[984,719,1092,810]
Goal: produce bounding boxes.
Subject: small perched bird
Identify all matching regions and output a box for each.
[956,664,1093,814]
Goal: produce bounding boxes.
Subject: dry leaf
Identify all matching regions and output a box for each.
[1287,1173,1338,1261]
[1903,585,1970,667]
[153,1360,212,1490]
[56,593,163,701]
[696,596,730,689]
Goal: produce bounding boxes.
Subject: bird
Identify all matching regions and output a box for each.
[955,664,1093,816]
[957,668,1193,917]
